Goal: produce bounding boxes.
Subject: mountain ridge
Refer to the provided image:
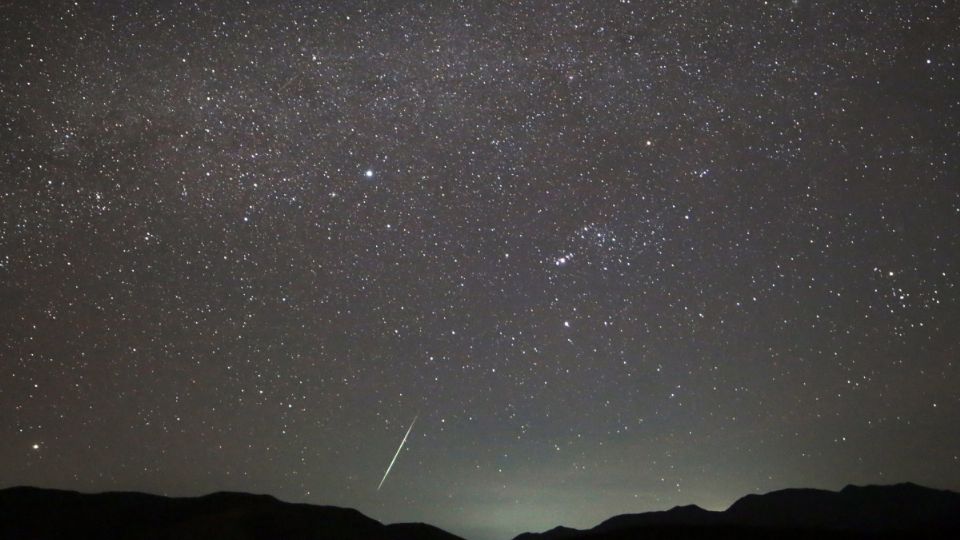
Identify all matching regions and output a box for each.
[513,482,960,540]
[3,483,960,539]
[0,485,464,540]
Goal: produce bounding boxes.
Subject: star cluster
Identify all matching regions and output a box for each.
[1,2,959,539]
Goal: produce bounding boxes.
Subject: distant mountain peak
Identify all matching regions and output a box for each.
[667,503,707,513]
[513,525,581,540]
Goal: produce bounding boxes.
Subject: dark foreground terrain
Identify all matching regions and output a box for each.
[515,483,960,540]
[0,486,463,540]
[2,483,959,540]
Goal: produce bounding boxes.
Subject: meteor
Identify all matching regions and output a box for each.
[376,414,418,491]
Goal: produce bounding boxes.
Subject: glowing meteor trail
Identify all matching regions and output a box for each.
[377,414,417,491]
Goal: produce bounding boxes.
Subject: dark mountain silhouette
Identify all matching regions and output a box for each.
[4,483,959,540]
[0,486,464,540]
[514,483,960,540]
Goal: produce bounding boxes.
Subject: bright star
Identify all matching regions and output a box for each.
[555,253,573,266]
[365,169,374,178]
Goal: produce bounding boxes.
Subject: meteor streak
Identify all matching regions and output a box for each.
[376,414,417,491]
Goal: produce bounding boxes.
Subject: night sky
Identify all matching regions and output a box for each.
[2,1,959,539]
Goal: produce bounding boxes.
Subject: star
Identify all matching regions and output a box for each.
[2,3,958,540]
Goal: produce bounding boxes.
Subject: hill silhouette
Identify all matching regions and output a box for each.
[3,483,959,539]
[0,486,464,540]
[514,483,960,540]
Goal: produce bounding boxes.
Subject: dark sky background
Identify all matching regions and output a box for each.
[2,1,959,539]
